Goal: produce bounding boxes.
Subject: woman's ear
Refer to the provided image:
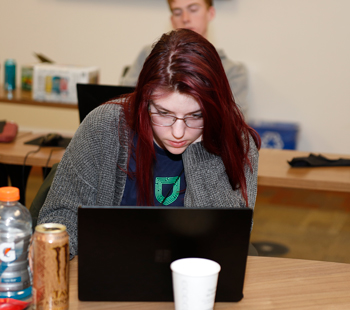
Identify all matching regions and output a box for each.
[208,6,216,22]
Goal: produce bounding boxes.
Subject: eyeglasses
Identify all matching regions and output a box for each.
[149,111,204,129]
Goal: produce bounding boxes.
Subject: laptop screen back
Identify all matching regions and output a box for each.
[78,206,252,302]
[76,83,135,123]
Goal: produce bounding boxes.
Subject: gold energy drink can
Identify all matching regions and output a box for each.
[32,223,69,310]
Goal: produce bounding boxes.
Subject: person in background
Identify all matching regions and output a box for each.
[38,29,260,258]
[120,0,249,118]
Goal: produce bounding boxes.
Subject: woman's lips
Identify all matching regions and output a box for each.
[168,140,187,148]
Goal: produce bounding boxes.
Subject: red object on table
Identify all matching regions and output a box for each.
[0,298,31,310]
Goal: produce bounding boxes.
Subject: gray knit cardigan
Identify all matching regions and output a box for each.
[38,103,259,258]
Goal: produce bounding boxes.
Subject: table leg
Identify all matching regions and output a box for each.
[5,164,32,206]
[0,164,9,187]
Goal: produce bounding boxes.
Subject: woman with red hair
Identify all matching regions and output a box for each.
[38,29,260,258]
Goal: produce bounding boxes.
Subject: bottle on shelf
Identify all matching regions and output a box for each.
[4,59,16,100]
[0,186,32,300]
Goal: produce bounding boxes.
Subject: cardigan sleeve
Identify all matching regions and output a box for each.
[182,134,259,210]
[37,103,127,258]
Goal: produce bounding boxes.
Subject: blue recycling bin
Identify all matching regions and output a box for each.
[249,121,299,150]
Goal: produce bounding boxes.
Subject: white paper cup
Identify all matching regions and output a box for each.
[170,258,221,310]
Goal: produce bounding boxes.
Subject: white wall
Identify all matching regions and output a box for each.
[1,0,349,153]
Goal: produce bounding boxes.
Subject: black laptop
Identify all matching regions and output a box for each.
[76,83,135,123]
[77,206,252,302]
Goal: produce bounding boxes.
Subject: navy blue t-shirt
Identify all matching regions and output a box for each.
[120,137,186,206]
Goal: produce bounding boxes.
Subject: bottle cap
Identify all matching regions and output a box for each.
[0,186,20,201]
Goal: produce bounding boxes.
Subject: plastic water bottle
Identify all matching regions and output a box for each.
[0,187,32,300]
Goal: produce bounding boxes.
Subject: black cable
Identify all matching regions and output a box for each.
[43,148,64,178]
[22,146,42,195]
[22,146,65,196]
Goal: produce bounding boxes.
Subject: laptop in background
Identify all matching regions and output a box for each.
[76,83,135,123]
[78,206,252,302]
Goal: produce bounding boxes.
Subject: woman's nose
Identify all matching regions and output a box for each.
[171,119,186,139]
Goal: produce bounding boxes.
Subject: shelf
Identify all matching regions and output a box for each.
[0,88,78,109]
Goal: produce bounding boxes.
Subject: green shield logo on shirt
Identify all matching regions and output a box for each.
[155,176,180,205]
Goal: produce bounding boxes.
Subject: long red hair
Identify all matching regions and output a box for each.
[122,29,260,206]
